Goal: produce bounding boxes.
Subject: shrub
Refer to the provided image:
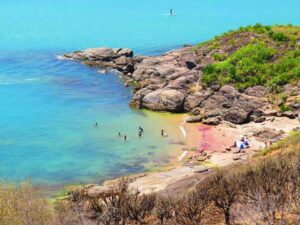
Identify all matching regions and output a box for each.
[269,31,290,42]
[202,43,275,89]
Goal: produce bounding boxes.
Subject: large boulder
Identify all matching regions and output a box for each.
[65,47,133,63]
[224,107,250,124]
[184,90,213,111]
[219,85,238,99]
[203,116,222,125]
[116,48,133,58]
[142,89,185,112]
[186,116,203,123]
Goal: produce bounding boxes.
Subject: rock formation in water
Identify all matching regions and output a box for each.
[64,25,300,125]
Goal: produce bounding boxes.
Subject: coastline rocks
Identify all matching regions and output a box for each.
[184,90,213,111]
[186,116,203,123]
[64,47,134,74]
[64,45,297,125]
[203,116,222,125]
[142,89,185,112]
[224,107,250,124]
[244,86,267,98]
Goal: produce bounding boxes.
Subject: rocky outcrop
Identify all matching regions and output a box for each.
[143,89,185,112]
[64,44,300,125]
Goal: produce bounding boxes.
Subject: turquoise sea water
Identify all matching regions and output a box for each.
[0,0,299,187]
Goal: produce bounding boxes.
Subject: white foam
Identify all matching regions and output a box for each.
[0,77,40,85]
[180,125,186,139]
[56,55,68,60]
[178,150,188,162]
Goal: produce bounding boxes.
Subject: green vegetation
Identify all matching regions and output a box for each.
[199,24,300,91]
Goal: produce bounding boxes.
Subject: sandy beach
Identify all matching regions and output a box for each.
[77,115,300,197]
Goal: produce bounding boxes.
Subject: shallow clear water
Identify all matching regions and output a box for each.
[0,0,299,186]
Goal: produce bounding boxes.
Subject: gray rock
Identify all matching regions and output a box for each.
[142,89,185,112]
[116,48,133,57]
[224,107,250,124]
[186,116,202,123]
[184,90,213,111]
[219,85,238,99]
[245,86,266,97]
[203,116,222,125]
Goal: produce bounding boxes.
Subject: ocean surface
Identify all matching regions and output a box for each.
[0,0,299,187]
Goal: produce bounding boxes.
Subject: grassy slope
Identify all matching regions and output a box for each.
[195,24,300,92]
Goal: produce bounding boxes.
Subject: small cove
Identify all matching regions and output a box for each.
[0,0,299,189]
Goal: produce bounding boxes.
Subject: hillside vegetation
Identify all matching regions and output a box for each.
[199,24,300,91]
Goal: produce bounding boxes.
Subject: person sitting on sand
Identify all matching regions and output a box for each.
[242,136,250,147]
[229,136,249,152]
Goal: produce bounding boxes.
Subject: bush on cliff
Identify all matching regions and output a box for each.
[201,25,300,91]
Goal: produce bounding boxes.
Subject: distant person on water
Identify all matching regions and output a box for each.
[170,9,173,15]
[124,135,128,141]
[118,132,121,137]
[161,129,165,136]
[138,131,142,138]
[139,126,144,133]
[95,122,98,127]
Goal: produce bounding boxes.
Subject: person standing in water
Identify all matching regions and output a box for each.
[118,132,121,137]
[95,122,98,127]
[161,129,165,136]
[124,135,128,141]
[170,9,173,15]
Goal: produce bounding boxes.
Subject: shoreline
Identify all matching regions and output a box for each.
[72,116,300,197]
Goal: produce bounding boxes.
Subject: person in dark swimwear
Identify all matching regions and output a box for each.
[138,131,142,138]
[118,132,121,137]
[170,9,173,15]
[161,129,165,136]
[124,135,127,141]
[95,122,98,127]
[139,126,144,133]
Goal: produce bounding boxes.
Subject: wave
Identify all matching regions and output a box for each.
[0,77,41,85]
[56,55,68,60]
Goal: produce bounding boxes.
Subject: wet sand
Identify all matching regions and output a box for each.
[76,116,300,196]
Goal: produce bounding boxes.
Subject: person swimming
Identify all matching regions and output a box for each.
[118,132,121,137]
[138,131,142,138]
[95,122,98,127]
[170,9,173,15]
[124,135,128,141]
[139,126,144,133]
